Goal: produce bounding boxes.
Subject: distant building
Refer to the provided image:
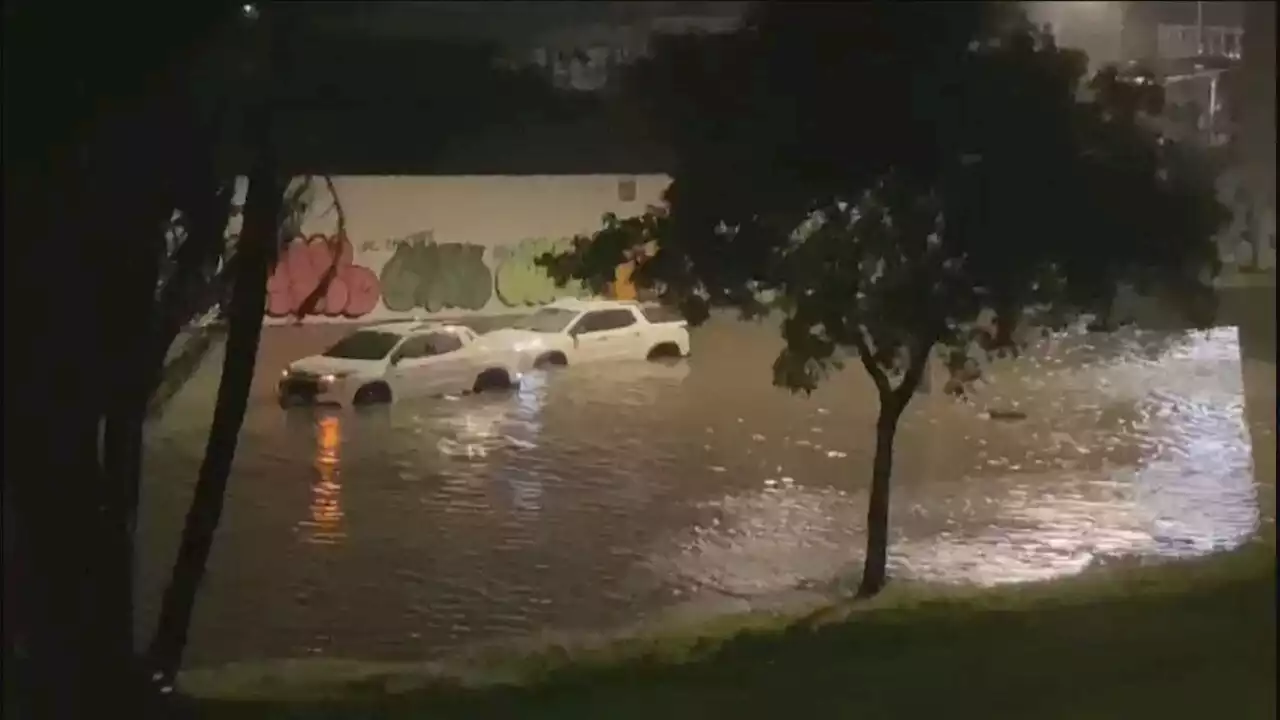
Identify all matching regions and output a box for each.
[1025,2,1244,146]
[1022,2,1244,69]
[1023,3,1270,274]
[1153,22,1242,60]
[1118,1,1244,64]
[510,5,746,92]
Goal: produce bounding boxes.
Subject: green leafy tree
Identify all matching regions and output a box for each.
[545,3,1227,597]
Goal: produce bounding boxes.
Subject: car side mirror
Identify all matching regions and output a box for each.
[389,353,403,366]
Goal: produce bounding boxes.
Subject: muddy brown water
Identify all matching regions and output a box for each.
[139,308,1276,669]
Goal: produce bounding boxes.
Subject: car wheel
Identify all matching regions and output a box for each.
[473,368,513,393]
[353,383,392,405]
[533,352,567,369]
[646,342,684,361]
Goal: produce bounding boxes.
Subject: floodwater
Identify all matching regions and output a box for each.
[138,310,1276,668]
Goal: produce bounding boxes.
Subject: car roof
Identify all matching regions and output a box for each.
[545,297,641,312]
[360,320,473,337]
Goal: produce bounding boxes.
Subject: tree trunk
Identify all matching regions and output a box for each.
[6,229,139,715]
[854,335,931,599]
[6,5,249,716]
[857,395,905,598]
[146,128,282,691]
[4,108,176,716]
[99,232,165,714]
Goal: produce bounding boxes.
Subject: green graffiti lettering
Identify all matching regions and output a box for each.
[494,237,588,307]
[379,242,419,312]
[378,239,493,313]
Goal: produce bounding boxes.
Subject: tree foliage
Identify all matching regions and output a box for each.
[543,2,1229,595]
[551,2,1227,384]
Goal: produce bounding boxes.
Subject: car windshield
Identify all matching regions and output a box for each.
[508,308,578,333]
[321,331,401,360]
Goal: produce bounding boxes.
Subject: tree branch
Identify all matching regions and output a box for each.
[147,120,282,690]
[322,174,346,238]
[892,333,934,406]
[153,185,233,379]
[853,326,893,397]
[294,175,348,320]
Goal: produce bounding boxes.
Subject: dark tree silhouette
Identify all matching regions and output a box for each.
[4,3,293,715]
[544,3,1228,597]
[5,1,558,711]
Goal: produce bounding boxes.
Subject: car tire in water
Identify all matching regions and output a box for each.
[353,383,392,406]
[473,368,513,394]
[533,352,567,369]
[646,342,684,361]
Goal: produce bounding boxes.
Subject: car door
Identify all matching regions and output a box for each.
[420,331,470,394]
[568,309,642,362]
[396,331,472,396]
[387,335,432,398]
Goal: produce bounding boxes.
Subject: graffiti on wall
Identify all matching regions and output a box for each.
[266,234,382,318]
[493,237,589,307]
[262,229,656,319]
[492,236,654,307]
[379,239,493,312]
[358,230,434,254]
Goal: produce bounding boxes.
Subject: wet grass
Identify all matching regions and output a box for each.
[187,541,1276,719]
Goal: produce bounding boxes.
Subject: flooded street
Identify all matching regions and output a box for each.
[138,313,1276,668]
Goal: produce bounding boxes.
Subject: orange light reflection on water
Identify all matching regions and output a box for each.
[298,413,346,545]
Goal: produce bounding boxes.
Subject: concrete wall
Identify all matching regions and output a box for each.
[229,174,671,323]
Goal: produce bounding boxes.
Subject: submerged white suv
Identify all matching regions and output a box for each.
[475,298,691,370]
[277,321,522,407]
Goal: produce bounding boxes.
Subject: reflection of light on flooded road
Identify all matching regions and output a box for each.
[514,369,547,423]
[503,372,548,511]
[655,483,863,597]
[298,414,345,546]
[435,373,545,461]
[432,372,548,510]
[659,327,1264,595]
[896,329,1262,587]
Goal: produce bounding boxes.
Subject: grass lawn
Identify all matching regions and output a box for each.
[187,540,1276,719]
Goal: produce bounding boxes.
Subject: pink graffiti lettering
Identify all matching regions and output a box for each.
[266,233,380,319]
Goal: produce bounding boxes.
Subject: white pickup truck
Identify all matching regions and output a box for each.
[277,321,523,407]
[477,298,691,370]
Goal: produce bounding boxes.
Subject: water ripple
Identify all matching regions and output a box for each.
[139,323,1274,666]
